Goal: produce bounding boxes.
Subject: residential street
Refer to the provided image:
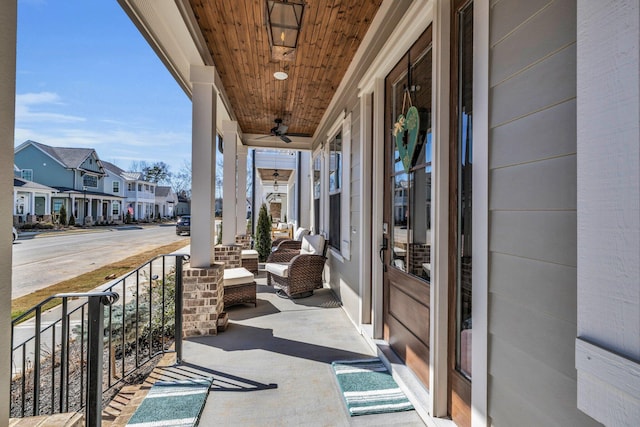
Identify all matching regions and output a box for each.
[11,224,189,299]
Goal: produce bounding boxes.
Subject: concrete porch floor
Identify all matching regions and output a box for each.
[170,273,427,426]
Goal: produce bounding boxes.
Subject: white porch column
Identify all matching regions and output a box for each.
[44,193,51,215]
[29,192,35,216]
[190,65,218,268]
[13,189,17,215]
[236,144,248,235]
[0,1,17,420]
[222,120,238,244]
[576,1,640,425]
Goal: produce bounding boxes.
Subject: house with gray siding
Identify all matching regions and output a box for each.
[14,140,125,225]
[1,1,638,426]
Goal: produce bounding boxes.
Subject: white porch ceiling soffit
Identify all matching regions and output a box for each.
[118,0,236,136]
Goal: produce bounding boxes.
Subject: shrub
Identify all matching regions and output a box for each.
[59,205,67,226]
[255,203,272,262]
[125,211,132,224]
[68,215,76,226]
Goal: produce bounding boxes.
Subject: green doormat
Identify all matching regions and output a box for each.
[126,377,213,427]
[331,358,414,416]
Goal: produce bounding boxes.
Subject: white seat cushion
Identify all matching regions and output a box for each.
[265,262,289,278]
[241,249,259,259]
[223,267,255,286]
[293,227,310,241]
[300,234,325,255]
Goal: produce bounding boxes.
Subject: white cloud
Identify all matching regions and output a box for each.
[15,91,85,123]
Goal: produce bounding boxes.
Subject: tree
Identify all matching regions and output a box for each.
[255,203,272,262]
[170,161,192,198]
[142,162,171,184]
[59,205,67,226]
[68,214,75,226]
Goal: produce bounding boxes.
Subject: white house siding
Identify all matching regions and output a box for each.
[487,0,600,425]
[576,1,640,425]
[330,100,361,325]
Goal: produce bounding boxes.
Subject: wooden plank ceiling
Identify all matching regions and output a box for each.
[258,168,292,183]
[189,0,383,140]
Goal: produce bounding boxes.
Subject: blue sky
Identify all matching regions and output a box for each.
[15,0,192,174]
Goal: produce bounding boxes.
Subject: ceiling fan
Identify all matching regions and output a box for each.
[269,118,292,143]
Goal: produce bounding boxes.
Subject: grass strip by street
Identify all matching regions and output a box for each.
[11,239,189,322]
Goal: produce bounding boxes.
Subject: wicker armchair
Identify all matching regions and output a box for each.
[265,234,327,298]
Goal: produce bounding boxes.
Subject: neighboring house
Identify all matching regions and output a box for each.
[14,140,125,225]
[121,172,156,220]
[155,186,177,218]
[175,191,190,217]
[12,169,58,225]
[100,161,128,222]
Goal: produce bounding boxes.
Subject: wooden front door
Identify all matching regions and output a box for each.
[448,1,473,426]
[383,26,433,389]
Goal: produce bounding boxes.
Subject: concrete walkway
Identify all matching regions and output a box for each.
[169,274,426,426]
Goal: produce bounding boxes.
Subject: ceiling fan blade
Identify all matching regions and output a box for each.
[280,135,292,143]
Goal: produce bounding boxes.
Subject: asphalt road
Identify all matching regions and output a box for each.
[11,224,189,299]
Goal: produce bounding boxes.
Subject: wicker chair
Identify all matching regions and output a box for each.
[265,234,327,298]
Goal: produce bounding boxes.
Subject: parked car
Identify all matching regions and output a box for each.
[12,226,17,242]
[176,215,190,236]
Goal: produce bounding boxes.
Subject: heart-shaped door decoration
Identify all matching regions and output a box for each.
[393,105,420,173]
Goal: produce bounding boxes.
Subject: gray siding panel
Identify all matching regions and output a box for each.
[490,210,576,266]
[490,99,576,169]
[490,155,576,210]
[490,252,576,324]
[490,0,550,45]
[490,336,602,427]
[490,0,575,86]
[490,43,576,127]
[490,293,576,380]
[487,1,600,425]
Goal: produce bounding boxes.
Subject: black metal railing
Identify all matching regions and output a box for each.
[10,253,189,426]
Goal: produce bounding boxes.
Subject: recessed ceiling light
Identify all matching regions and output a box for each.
[274,71,288,80]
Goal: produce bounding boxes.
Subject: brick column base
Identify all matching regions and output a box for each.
[235,234,252,249]
[213,244,242,268]
[182,263,224,337]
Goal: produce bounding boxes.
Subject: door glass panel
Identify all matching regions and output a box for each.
[456,1,473,380]
[389,42,433,282]
[392,172,408,271]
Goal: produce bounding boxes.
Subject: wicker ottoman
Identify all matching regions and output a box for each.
[223,267,256,309]
[241,249,259,274]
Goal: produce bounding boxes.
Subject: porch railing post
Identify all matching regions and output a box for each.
[175,255,184,363]
[85,295,105,427]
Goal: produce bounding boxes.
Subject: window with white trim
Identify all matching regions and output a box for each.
[21,169,33,181]
[113,181,120,193]
[325,113,352,259]
[328,132,342,251]
[112,201,120,216]
[83,174,98,188]
[313,155,321,234]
